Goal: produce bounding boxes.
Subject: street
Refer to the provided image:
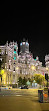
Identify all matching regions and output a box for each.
[0,89,49,111]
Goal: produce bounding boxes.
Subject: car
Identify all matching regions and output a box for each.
[1,86,8,90]
[19,86,21,89]
[21,85,28,89]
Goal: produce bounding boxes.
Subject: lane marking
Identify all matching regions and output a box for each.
[16,95,22,96]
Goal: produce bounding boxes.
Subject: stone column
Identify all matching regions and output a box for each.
[6,74,8,85]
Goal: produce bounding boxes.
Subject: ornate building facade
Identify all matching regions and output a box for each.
[0,40,47,87]
[45,54,49,75]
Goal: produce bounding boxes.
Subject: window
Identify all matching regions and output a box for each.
[14,48,16,51]
[13,67,15,71]
[9,65,10,69]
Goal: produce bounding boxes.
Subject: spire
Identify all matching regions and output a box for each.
[6,41,8,46]
[13,40,14,45]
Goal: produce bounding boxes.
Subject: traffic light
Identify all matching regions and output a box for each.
[45,73,48,81]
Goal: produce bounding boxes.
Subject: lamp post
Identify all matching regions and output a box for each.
[31,65,36,74]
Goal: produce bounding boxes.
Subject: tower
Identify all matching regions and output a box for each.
[20,40,29,53]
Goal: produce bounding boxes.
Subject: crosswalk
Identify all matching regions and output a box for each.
[0,89,31,96]
[0,89,38,97]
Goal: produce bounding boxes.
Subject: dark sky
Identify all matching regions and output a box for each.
[0,3,49,66]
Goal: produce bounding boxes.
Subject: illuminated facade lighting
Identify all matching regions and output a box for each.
[0,40,47,87]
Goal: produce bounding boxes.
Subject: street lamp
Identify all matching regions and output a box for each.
[31,65,36,70]
[46,67,48,71]
[16,66,19,70]
[1,69,4,75]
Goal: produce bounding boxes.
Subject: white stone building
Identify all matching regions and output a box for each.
[0,40,47,87]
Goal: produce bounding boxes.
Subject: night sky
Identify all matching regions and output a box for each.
[0,4,49,66]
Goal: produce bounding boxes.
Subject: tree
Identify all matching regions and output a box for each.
[26,80,31,86]
[34,74,45,86]
[30,77,34,85]
[22,77,27,85]
[27,78,33,86]
[18,77,23,86]
[28,78,31,82]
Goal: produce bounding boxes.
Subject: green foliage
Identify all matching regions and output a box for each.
[18,77,27,86]
[18,75,46,87]
[22,77,27,85]
[31,77,34,83]
[34,74,45,85]
[27,78,33,85]
[28,78,31,82]
[26,80,31,86]
[18,77,23,86]
[43,80,47,87]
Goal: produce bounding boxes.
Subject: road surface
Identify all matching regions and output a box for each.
[0,89,49,111]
